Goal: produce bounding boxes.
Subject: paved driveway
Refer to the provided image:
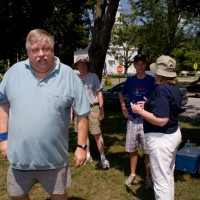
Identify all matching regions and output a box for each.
[180,96,200,121]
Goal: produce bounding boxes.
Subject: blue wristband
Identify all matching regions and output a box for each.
[0,132,8,142]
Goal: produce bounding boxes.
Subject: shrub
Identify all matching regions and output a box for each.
[104,78,112,86]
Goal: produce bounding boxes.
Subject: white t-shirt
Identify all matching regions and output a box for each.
[81,72,102,104]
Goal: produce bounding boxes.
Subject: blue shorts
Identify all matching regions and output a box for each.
[7,165,71,196]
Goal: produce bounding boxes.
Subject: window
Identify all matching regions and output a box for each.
[108,60,115,67]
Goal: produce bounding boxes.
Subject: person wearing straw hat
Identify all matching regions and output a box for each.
[73,56,110,169]
[131,55,182,200]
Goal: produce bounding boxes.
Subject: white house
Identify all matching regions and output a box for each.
[74,1,137,75]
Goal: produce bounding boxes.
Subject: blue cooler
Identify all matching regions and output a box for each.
[175,146,200,173]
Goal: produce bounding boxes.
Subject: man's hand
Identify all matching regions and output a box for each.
[98,109,104,121]
[122,107,131,120]
[74,148,86,167]
[75,116,88,167]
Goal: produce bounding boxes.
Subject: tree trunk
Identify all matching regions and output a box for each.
[88,0,120,81]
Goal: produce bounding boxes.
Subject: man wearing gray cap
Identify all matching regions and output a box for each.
[119,55,156,188]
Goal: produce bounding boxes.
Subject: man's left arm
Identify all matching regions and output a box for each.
[74,115,89,167]
[98,90,104,121]
[0,103,10,157]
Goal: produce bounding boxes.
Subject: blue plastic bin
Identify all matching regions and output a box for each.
[175,147,200,173]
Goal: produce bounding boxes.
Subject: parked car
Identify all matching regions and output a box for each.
[103,82,188,110]
[180,87,189,107]
[186,77,200,96]
[103,82,126,109]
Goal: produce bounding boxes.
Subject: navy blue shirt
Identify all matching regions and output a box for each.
[121,75,156,120]
[144,82,182,134]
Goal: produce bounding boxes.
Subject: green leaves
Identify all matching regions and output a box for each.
[0,0,92,66]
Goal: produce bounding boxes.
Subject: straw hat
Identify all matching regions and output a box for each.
[72,56,90,69]
[150,55,177,77]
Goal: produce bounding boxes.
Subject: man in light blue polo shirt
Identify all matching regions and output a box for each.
[0,29,90,200]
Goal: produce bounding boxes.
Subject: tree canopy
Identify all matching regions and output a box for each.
[0,0,121,79]
[108,10,139,75]
[1,0,199,76]
[108,0,200,72]
[0,0,91,66]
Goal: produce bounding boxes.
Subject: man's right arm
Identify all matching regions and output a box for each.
[119,92,126,110]
[74,115,88,167]
[119,92,129,119]
[0,103,9,157]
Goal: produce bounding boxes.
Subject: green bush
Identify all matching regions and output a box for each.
[104,78,112,86]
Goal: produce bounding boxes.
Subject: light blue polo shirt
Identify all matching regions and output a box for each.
[0,57,90,170]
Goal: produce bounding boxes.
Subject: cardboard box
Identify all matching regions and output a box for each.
[175,146,200,173]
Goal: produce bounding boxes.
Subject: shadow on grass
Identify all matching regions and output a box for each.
[68,108,200,199]
[68,109,127,154]
[47,198,86,200]
[69,108,200,166]
[174,170,200,182]
[125,183,155,200]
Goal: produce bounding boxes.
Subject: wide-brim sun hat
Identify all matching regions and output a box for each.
[150,55,177,77]
[72,56,90,69]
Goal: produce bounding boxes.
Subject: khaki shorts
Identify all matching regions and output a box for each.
[74,105,101,135]
[7,165,71,196]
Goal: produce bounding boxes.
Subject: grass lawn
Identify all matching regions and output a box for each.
[0,109,200,200]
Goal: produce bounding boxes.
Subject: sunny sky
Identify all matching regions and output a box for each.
[120,0,131,13]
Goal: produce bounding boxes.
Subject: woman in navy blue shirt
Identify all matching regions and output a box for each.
[131,55,182,200]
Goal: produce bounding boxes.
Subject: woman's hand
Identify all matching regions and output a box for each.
[137,101,145,109]
[131,103,143,115]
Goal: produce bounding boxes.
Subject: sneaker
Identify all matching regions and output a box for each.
[145,177,153,189]
[124,174,136,187]
[101,158,110,169]
[84,156,93,165]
